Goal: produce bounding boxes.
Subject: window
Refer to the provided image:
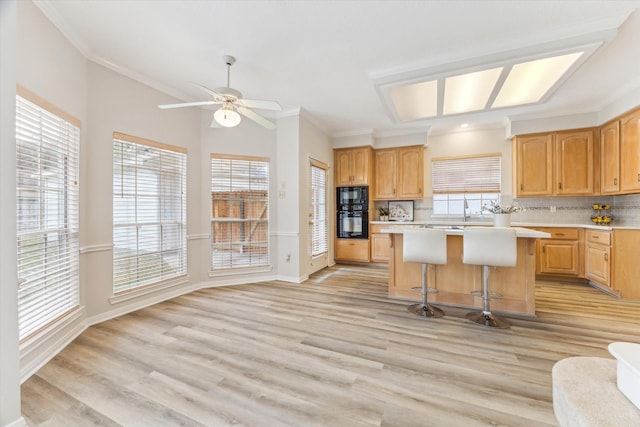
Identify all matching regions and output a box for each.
[113,133,187,293]
[309,160,328,257]
[16,89,80,340]
[211,155,269,270]
[432,154,501,216]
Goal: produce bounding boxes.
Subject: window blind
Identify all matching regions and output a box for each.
[309,160,328,256]
[432,154,501,193]
[211,155,269,269]
[113,133,187,293]
[16,93,80,340]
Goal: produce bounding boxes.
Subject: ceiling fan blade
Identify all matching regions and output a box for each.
[191,82,223,98]
[237,106,276,130]
[159,100,217,109]
[239,99,282,111]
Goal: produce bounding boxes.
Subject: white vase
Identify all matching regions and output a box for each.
[493,213,511,227]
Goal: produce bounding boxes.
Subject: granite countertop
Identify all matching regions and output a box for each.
[369,220,640,231]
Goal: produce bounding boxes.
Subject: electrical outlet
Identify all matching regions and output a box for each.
[550,206,556,213]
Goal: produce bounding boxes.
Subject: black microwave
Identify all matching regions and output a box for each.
[337,186,368,208]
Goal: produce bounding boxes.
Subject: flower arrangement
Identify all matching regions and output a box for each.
[482,200,525,214]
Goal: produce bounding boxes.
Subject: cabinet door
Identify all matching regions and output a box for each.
[335,238,370,262]
[374,149,397,199]
[351,147,371,185]
[585,242,610,286]
[515,134,553,196]
[538,240,580,276]
[555,130,594,195]
[620,109,640,192]
[600,121,620,194]
[335,150,353,186]
[371,233,391,262]
[397,146,424,199]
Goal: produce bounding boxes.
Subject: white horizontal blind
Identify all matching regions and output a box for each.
[211,155,269,269]
[16,94,80,340]
[309,161,328,256]
[113,134,187,293]
[432,154,501,193]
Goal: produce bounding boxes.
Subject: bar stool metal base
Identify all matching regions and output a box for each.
[408,303,445,318]
[465,311,510,328]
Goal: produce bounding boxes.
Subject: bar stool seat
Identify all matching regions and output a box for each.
[462,227,517,328]
[403,229,447,318]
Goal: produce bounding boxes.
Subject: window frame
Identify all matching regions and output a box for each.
[309,159,329,257]
[16,86,81,341]
[112,132,187,295]
[210,153,270,272]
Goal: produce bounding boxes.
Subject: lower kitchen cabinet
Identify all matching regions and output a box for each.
[370,224,391,262]
[335,238,370,262]
[585,229,611,288]
[536,228,583,277]
[612,230,640,299]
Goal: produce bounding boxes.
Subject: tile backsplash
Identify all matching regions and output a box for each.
[375,194,640,226]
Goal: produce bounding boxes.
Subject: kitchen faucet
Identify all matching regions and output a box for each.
[463,196,470,222]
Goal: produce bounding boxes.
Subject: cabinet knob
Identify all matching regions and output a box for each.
[520,184,523,191]
[637,173,640,183]
[605,253,609,261]
[614,178,618,186]
[558,182,563,190]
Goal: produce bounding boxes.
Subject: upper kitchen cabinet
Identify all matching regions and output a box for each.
[554,130,594,195]
[513,129,594,197]
[374,145,424,200]
[620,109,640,193]
[335,146,373,187]
[513,134,553,196]
[600,120,621,194]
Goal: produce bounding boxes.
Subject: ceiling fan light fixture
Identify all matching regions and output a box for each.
[214,105,241,127]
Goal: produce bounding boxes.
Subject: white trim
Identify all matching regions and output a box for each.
[332,128,375,139]
[277,274,309,284]
[79,243,113,254]
[19,307,86,382]
[5,417,27,427]
[109,275,190,305]
[205,272,278,286]
[187,233,210,240]
[209,265,273,278]
[271,231,299,237]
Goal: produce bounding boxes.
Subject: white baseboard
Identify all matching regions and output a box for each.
[6,416,27,427]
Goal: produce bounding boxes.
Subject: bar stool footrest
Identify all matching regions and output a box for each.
[408,303,444,318]
[410,286,438,294]
[470,290,504,299]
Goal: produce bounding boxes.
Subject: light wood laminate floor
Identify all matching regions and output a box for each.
[21,264,640,426]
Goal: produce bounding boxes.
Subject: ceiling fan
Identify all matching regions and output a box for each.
[159,55,281,130]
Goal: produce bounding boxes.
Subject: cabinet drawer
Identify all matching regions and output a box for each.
[538,228,580,240]
[370,224,387,234]
[586,229,611,245]
[335,238,370,262]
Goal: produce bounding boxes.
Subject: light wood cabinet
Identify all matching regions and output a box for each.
[373,145,424,200]
[334,147,373,187]
[536,228,583,277]
[514,134,553,196]
[335,238,370,262]
[612,230,640,299]
[370,224,393,263]
[374,149,396,199]
[555,130,594,195]
[620,109,640,193]
[600,121,621,194]
[514,130,594,197]
[585,229,611,288]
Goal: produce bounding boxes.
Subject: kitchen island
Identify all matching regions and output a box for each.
[382,227,550,316]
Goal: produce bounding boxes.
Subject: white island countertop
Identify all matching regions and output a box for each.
[380,226,551,239]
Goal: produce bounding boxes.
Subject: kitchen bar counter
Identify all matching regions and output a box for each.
[382,226,550,316]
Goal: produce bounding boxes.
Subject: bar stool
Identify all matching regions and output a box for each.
[403,229,447,318]
[462,227,517,328]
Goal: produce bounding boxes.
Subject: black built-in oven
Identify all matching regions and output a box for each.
[337,186,368,239]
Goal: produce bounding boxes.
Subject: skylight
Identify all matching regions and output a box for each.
[492,52,583,108]
[388,80,438,121]
[443,67,503,115]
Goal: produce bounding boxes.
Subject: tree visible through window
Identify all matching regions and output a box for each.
[16,90,80,340]
[211,154,269,270]
[112,133,187,293]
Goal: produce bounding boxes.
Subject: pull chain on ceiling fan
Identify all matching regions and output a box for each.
[159,55,281,129]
